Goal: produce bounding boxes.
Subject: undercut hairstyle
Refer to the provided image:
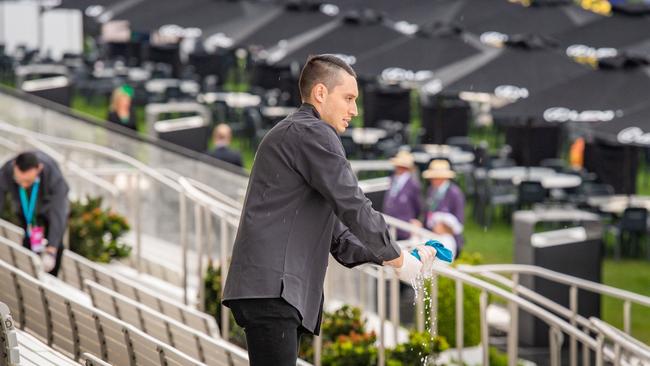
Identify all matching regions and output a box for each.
[298,54,357,101]
[15,152,40,172]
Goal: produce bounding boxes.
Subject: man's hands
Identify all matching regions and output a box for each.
[384,245,437,283]
[43,246,58,273]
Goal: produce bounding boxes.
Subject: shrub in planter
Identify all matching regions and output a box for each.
[203,261,247,348]
[68,196,131,262]
[1,192,20,225]
[321,305,368,342]
[321,331,377,366]
[425,251,484,347]
[299,304,371,360]
[387,331,449,366]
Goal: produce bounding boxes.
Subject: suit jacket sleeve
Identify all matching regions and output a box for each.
[294,124,400,262]
[42,168,69,249]
[330,219,382,268]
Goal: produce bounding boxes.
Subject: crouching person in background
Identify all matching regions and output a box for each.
[0,151,69,276]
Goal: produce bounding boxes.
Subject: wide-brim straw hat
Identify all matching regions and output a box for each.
[389,151,415,168]
[422,159,456,179]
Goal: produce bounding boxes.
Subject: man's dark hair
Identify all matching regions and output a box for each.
[298,54,357,101]
[15,152,40,172]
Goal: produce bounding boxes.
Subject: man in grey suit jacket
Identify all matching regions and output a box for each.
[0,151,69,276]
[223,54,435,365]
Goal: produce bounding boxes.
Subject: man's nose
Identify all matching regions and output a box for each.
[350,102,358,117]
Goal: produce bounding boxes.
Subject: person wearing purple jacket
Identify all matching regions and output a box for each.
[382,151,422,240]
[422,159,465,255]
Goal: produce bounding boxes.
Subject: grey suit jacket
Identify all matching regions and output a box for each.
[223,104,401,334]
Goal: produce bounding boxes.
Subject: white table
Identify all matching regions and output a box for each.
[145,79,200,95]
[261,106,297,119]
[514,173,582,190]
[346,127,388,145]
[588,195,650,215]
[413,145,475,166]
[489,167,555,181]
[488,167,582,189]
[199,92,262,108]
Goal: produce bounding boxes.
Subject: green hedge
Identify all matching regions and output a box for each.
[425,252,484,347]
[68,197,131,262]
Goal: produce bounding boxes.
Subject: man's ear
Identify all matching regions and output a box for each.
[312,83,328,104]
[37,163,44,173]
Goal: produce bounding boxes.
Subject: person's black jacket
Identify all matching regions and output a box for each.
[208,146,243,167]
[107,110,137,131]
[0,151,69,250]
[223,104,400,334]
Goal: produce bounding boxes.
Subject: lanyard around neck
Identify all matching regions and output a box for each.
[19,178,40,228]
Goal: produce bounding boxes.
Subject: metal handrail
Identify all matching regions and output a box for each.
[470,270,597,331]
[179,177,242,221]
[345,260,600,366]
[0,131,119,198]
[0,122,182,192]
[457,264,650,307]
[24,136,120,198]
[590,317,650,365]
[160,168,243,210]
[0,122,185,275]
[181,178,648,366]
[174,173,650,366]
[458,263,650,366]
[0,135,20,151]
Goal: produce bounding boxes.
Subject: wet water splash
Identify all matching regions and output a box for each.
[407,272,440,365]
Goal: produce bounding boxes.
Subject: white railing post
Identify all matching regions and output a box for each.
[194,204,204,310]
[623,300,631,335]
[480,290,489,366]
[582,326,591,366]
[595,333,605,366]
[456,279,464,364]
[508,273,519,366]
[378,267,386,366]
[388,226,399,345]
[570,285,578,366]
[416,284,425,332]
[134,171,142,274]
[313,335,322,366]
[179,191,188,305]
[196,205,209,311]
[614,343,622,366]
[220,215,230,341]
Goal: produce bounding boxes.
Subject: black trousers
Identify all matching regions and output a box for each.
[229,298,309,366]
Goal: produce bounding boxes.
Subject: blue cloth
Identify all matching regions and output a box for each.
[410,239,454,263]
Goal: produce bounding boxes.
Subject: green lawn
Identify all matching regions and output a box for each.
[602,260,650,342]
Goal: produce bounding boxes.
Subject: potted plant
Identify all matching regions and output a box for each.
[68,196,131,262]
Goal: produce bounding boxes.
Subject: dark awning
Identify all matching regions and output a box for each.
[441,35,592,100]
